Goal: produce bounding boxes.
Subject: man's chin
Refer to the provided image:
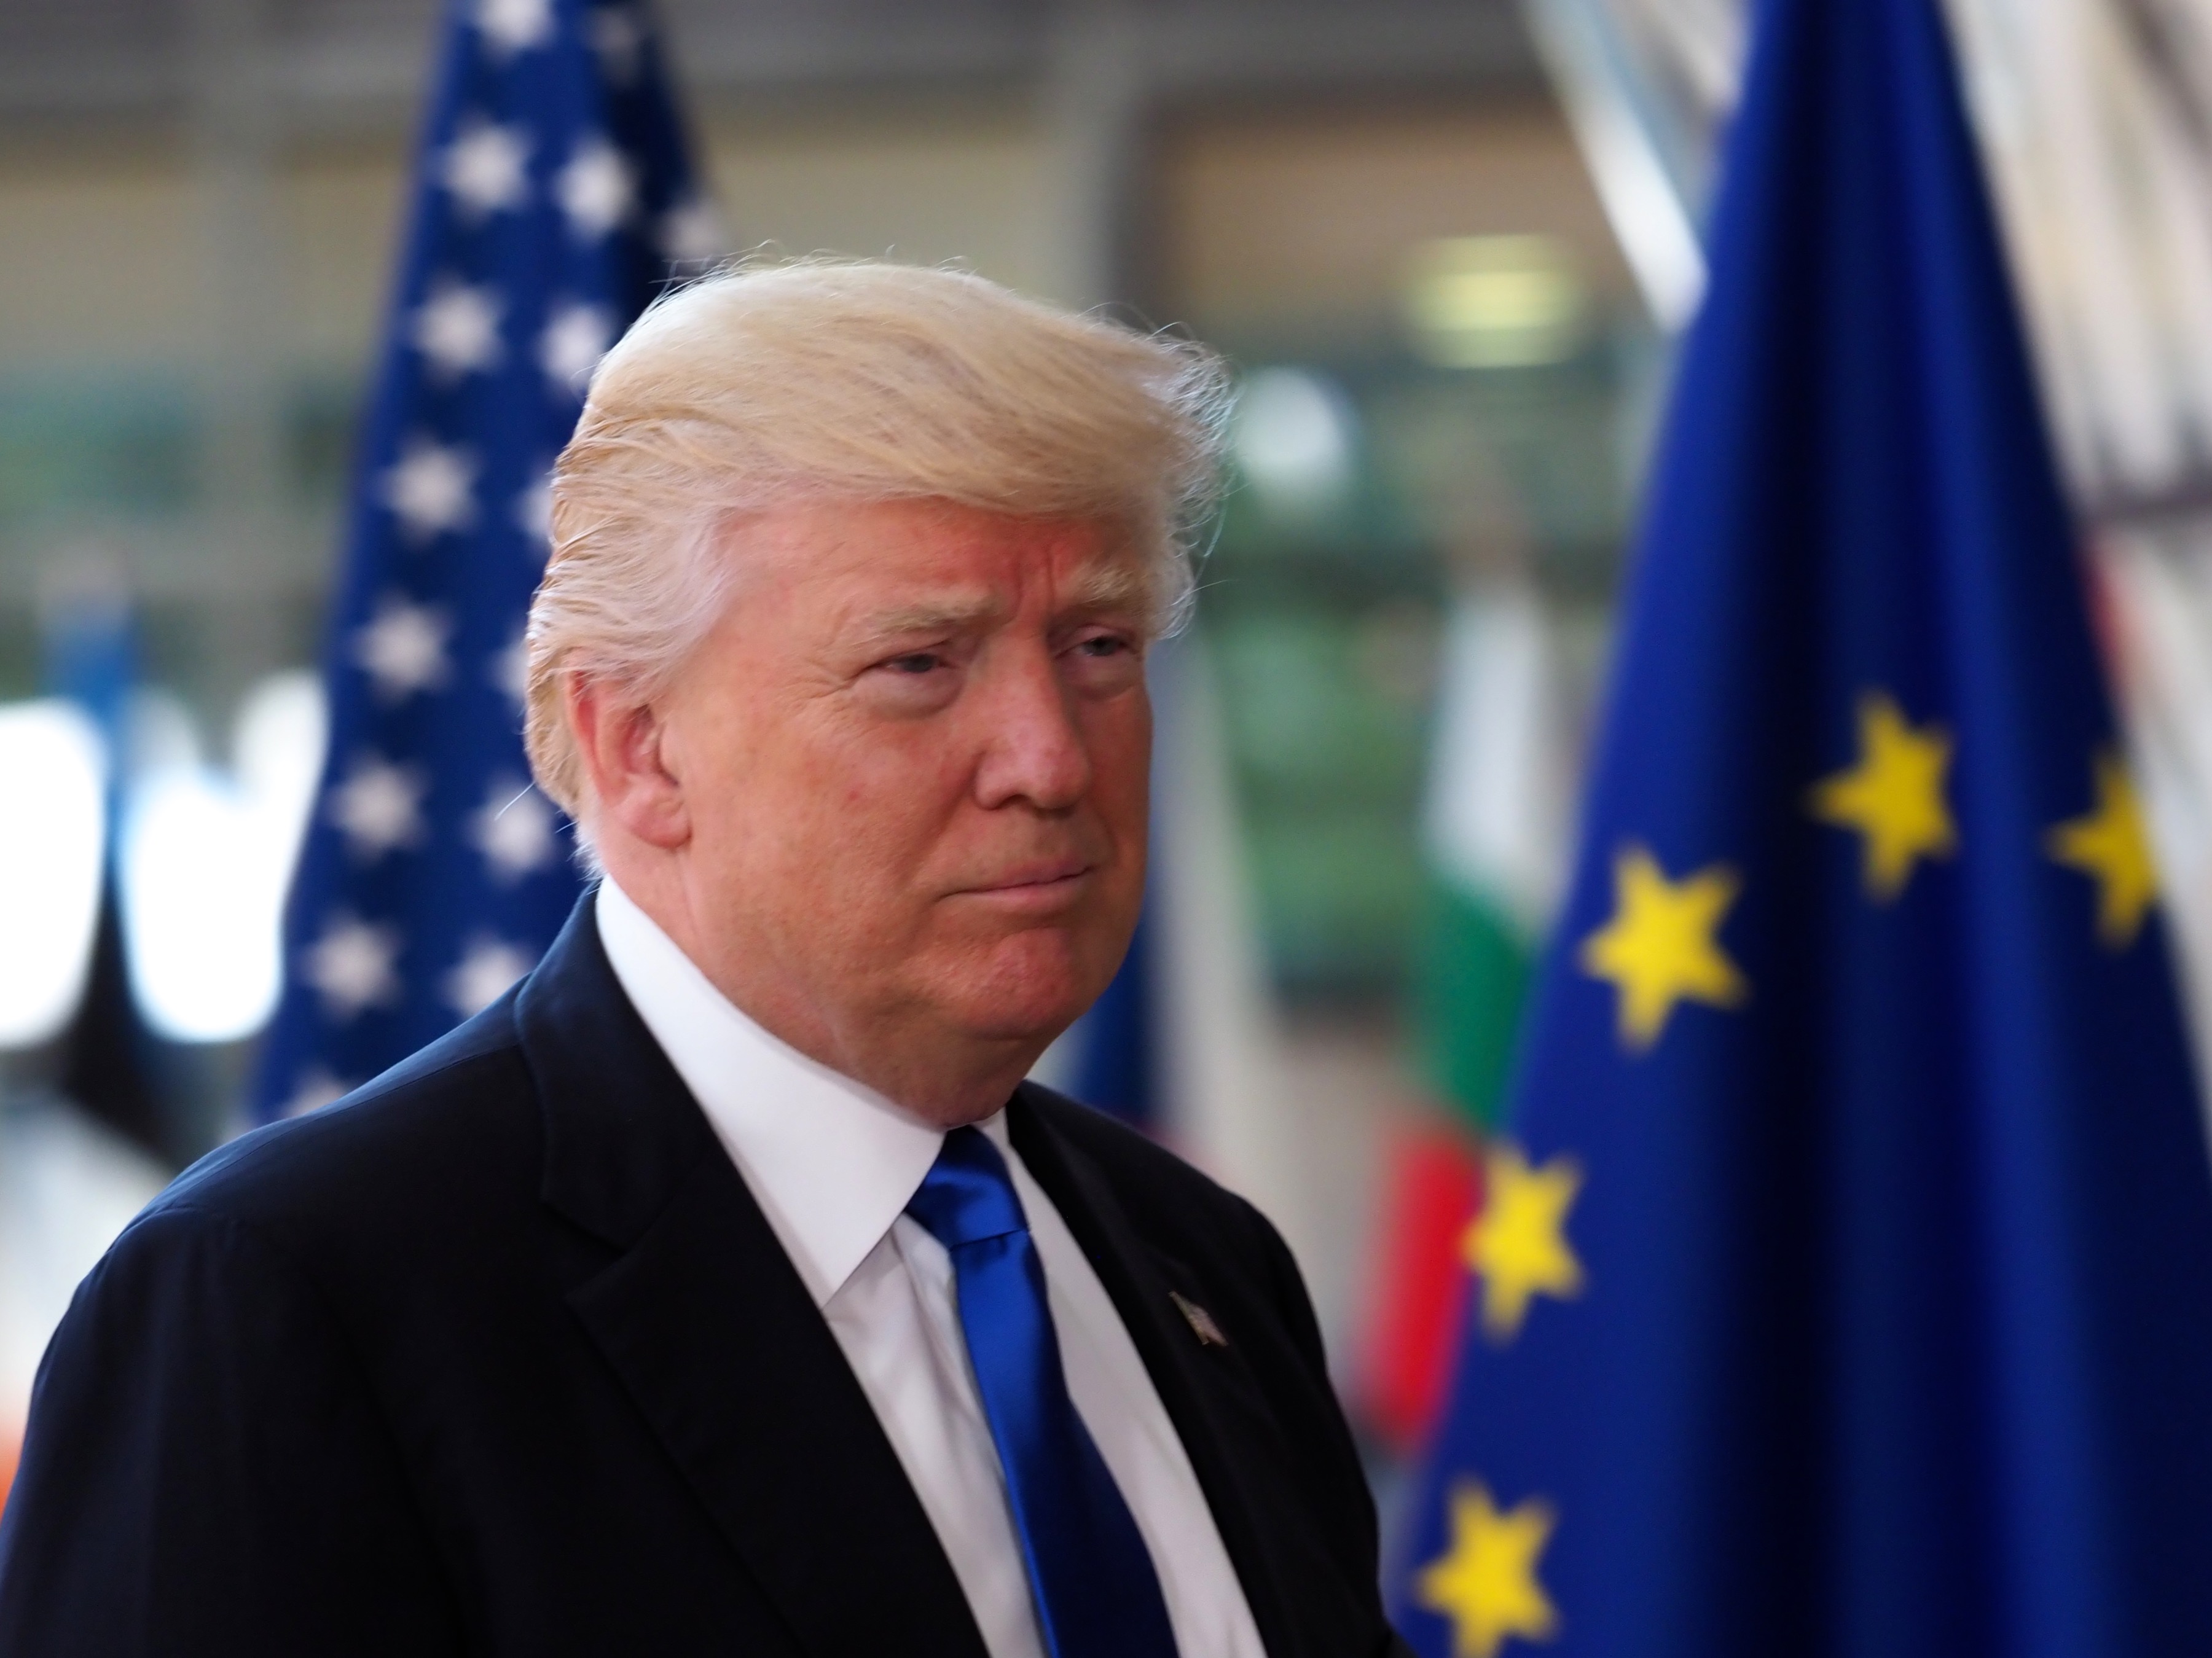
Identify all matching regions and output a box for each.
[925,939,1116,1050]
[949,991,1092,1050]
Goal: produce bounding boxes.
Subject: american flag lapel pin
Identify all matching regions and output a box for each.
[1168,1290,1228,1349]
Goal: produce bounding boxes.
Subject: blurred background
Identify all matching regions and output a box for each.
[2,0,2210,1530]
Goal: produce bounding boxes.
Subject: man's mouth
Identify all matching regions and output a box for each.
[955,857,1098,907]
[972,857,1092,892]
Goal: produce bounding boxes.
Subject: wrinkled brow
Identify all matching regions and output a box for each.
[852,565,1156,643]
[854,596,1006,641]
[1062,562,1153,615]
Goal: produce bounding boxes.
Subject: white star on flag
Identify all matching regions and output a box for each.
[539,300,611,393]
[412,281,504,377]
[476,0,552,55]
[515,471,554,554]
[661,197,728,267]
[329,756,428,859]
[353,595,452,700]
[281,1068,351,1117]
[471,779,559,881]
[445,936,535,1017]
[556,137,635,239]
[382,439,477,539]
[492,630,530,710]
[441,121,531,216]
[304,915,402,1020]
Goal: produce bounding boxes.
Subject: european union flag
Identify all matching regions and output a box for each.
[1392,0,2212,1653]
[254,0,714,1120]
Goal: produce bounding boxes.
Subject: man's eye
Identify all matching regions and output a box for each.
[1074,635,1131,658]
[882,652,943,675]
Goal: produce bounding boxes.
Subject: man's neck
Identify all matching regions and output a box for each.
[597,857,1043,1128]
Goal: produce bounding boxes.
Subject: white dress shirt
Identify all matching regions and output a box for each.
[595,880,1266,1658]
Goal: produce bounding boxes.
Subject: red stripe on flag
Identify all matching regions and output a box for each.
[1356,1120,1484,1455]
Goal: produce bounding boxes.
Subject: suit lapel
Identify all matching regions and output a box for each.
[1011,1090,1361,1658]
[517,902,988,1658]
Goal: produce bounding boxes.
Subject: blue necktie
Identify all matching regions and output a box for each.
[905,1126,1182,1658]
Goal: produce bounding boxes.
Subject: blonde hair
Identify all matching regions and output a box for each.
[523,259,1232,817]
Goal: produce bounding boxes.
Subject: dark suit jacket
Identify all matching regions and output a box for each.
[0,902,1404,1656]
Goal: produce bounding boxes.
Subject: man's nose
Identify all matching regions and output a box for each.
[971,647,1093,812]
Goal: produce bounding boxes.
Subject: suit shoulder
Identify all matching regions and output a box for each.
[1019,1084,1224,1188]
[153,996,538,1244]
[1018,1084,1274,1248]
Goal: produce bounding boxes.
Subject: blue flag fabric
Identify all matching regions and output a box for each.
[1393,0,2212,1654]
[1063,640,1208,1132]
[1070,905,1155,1126]
[254,0,713,1120]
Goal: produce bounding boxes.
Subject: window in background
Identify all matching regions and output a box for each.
[1153,100,1655,1003]
[0,703,105,1050]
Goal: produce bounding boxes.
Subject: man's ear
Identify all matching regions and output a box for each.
[565,674,691,850]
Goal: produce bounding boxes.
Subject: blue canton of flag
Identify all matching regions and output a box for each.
[254,0,716,1122]
[1393,0,2212,1654]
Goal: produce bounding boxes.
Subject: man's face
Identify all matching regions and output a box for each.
[649,497,1153,1079]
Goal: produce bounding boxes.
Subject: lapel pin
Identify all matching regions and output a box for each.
[1168,1290,1228,1349]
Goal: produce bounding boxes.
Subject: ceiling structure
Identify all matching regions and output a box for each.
[0,0,1540,133]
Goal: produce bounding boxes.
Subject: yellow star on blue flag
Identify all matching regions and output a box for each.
[2046,751,2158,948]
[1416,1482,1560,1658]
[1462,1145,1585,1343]
[1578,847,1747,1050]
[1808,690,1956,900]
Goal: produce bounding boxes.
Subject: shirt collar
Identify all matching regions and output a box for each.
[594,877,960,1309]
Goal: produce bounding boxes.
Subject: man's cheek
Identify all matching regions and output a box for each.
[808,725,940,813]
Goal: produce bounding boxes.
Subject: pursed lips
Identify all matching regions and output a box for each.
[951,856,1098,909]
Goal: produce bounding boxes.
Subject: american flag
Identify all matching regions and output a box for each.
[254,0,717,1121]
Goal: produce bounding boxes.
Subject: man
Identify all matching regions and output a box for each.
[0,262,1404,1657]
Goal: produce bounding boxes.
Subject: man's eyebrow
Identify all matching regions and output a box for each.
[1062,563,1154,614]
[849,596,1006,641]
[847,566,1155,643]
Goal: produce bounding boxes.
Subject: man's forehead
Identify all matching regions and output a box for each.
[837,552,1155,633]
[718,498,1160,635]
